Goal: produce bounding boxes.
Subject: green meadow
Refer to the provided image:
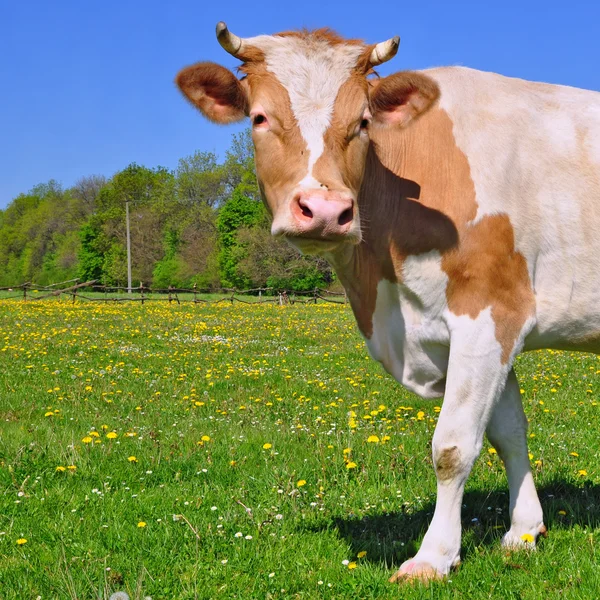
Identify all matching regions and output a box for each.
[1,300,600,599]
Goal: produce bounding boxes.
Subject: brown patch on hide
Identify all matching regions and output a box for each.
[435,445,461,482]
[274,28,364,47]
[336,105,535,358]
[442,214,535,364]
[312,73,371,195]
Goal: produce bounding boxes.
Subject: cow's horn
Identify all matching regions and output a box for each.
[216,21,246,57]
[369,36,400,66]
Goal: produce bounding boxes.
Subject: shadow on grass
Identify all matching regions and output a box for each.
[305,479,600,567]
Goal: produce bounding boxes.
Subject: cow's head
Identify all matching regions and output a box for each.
[177,23,439,255]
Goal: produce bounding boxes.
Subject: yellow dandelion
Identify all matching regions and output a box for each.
[262,443,272,450]
[343,448,352,455]
[558,510,567,516]
[128,456,138,463]
[488,448,497,455]
[230,460,236,466]
[570,452,579,457]
[367,435,380,444]
[297,479,307,487]
[346,462,358,469]
[89,431,100,438]
[67,465,77,471]
[44,411,54,417]
[357,551,367,558]
[81,436,93,444]
[16,538,27,545]
[55,466,66,472]
[416,411,425,420]
[106,432,118,439]
[520,533,534,543]
[201,435,211,442]
[578,469,588,477]
[137,521,147,528]
[348,561,357,570]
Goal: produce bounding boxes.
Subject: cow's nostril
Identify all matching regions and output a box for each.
[300,205,313,218]
[338,207,353,226]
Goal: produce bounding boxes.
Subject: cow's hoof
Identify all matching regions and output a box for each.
[389,560,447,584]
[502,524,547,550]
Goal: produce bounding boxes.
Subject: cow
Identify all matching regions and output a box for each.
[176,23,600,582]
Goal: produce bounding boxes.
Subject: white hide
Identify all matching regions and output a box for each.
[244,34,363,185]
[428,66,600,351]
[394,307,509,578]
[365,252,450,399]
[486,371,545,549]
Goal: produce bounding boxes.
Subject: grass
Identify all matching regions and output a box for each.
[1,299,599,599]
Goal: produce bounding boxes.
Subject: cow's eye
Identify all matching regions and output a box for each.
[253,114,267,127]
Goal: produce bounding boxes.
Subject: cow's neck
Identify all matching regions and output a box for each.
[326,107,477,339]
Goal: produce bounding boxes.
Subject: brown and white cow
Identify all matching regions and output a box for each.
[176,23,600,582]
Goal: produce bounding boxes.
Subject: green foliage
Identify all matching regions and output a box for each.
[152,228,186,288]
[217,186,264,288]
[152,256,188,289]
[0,128,330,290]
[77,222,107,282]
[266,265,327,292]
[176,151,226,207]
[102,243,128,286]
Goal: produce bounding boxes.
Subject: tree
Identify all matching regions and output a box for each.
[176,203,220,287]
[223,129,259,200]
[95,164,178,284]
[176,151,227,207]
[236,212,333,291]
[0,126,337,292]
[71,175,107,213]
[217,186,264,288]
[78,221,108,282]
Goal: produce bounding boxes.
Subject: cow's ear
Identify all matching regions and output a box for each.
[176,62,249,124]
[369,72,440,128]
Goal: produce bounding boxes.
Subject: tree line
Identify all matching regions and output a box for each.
[0,130,332,291]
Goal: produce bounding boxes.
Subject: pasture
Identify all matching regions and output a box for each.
[1,300,600,599]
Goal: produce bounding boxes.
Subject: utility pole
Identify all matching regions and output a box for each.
[126,199,132,294]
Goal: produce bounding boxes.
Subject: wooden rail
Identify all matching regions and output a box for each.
[0,281,348,306]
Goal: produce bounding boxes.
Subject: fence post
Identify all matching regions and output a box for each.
[140,282,145,305]
[193,283,197,304]
[344,290,348,304]
[230,291,235,305]
[168,285,173,304]
[23,283,27,302]
[72,286,77,304]
[279,293,283,306]
[313,288,318,304]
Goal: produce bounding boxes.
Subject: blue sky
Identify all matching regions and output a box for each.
[1,0,598,208]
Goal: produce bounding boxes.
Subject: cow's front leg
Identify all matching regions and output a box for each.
[390,315,514,583]
[486,369,545,548]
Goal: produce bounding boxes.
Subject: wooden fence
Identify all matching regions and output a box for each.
[0,279,349,306]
